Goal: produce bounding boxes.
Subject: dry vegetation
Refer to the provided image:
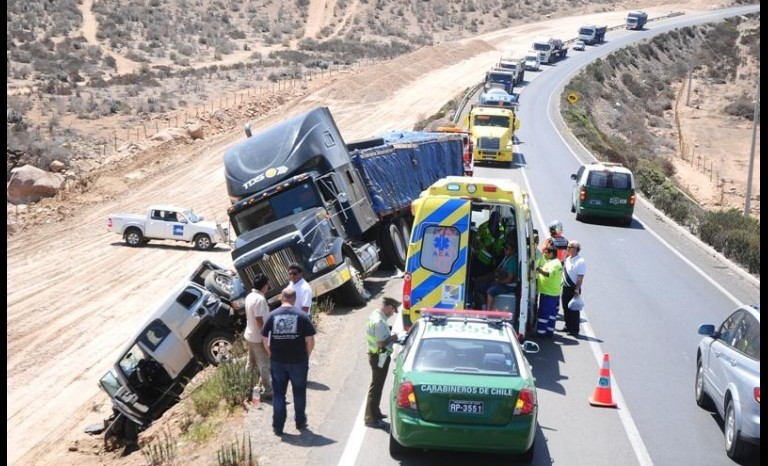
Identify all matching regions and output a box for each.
[562,13,760,272]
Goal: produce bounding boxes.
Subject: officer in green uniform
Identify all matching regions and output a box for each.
[364,297,400,428]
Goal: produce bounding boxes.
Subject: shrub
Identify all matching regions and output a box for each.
[216,434,255,466]
[141,427,177,466]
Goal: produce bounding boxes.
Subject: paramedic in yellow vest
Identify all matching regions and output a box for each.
[473,211,507,275]
[364,296,400,428]
[536,246,563,337]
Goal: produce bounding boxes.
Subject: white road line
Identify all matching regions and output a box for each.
[519,144,654,466]
[337,398,368,466]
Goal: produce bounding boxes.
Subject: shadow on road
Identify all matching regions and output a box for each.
[394,424,551,465]
[108,241,230,252]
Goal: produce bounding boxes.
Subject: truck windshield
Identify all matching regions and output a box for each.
[474,115,511,128]
[499,63,518,71]
[488,73,512,84]
[231,180,323,235]
[525,55,537,62]
[533,43,551,51]
[579,27,594,35]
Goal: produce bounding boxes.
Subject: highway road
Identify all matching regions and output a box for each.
[304,5,761,466]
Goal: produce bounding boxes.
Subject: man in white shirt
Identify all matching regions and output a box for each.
[286,262,313,313]
[244,274,273,399]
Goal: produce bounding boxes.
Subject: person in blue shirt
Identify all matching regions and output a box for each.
[475,241,518,310]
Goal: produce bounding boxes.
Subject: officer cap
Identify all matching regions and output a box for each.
[382,297,401,310]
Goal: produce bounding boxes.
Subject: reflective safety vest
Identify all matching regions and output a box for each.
[366,310,389,354]
[544,235,569,262]
[476,222,506,266]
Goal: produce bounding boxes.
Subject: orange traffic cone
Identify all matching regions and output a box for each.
[589,353,618,408]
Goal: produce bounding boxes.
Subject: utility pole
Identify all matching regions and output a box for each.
[744,79,760,216]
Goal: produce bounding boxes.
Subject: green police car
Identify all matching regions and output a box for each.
[389,309,540,460]
[570,162,636,226]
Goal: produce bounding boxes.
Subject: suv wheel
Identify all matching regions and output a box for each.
[202,330,235,365]
[194,234,214,251]
[694,359,713,410]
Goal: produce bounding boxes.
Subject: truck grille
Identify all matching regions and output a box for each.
[477,137,501,153]
[243,248,301,292]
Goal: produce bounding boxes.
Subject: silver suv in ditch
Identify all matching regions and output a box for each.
[98,261,246,438]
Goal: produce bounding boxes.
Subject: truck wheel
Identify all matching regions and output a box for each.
[202,330,235,365]
[379,221,408,271]
[124,228,144,247]
[334,256,367,307]
[204,271,233,298]
[193,234,214,251]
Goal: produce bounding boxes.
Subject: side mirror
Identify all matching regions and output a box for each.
[198,216,204,221]
[396,333,409,345]
[697,324,716,337]
[337,192,349,204]
[570,174,578,181]
[522,340,540,354]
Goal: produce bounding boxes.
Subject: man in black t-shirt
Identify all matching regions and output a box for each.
[262,288,317,436]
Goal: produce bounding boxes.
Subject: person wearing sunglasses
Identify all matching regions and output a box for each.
[286,263,313,313]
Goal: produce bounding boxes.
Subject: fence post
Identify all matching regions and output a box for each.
[114,132,118,150]
[143,123,147,139]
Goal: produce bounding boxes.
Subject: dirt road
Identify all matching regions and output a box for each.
[6,4,720,465]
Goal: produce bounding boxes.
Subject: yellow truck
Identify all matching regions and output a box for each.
[402,176,539,339]
[464,105,520,166]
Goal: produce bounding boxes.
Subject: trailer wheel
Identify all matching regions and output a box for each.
[124,228,144,247]
[334,256,367,307]
[379,221,408,271]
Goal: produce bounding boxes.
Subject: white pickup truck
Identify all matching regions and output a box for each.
[107,205,229,250]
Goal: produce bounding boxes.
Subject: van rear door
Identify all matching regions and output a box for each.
[403,198,471,328]
[583,170,634,216]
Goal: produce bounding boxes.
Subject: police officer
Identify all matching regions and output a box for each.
[364,297,400,428]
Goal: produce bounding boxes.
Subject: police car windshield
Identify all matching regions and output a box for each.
[231,180,323,235]
[413,337,518,376]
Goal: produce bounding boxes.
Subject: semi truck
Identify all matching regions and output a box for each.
[496,57,526,85]
[626,11,648,30]
[578,25,607,45]
[223,107,465,306]
[464,104,520,166]
[485,68,516,94]
[531,37,568,65]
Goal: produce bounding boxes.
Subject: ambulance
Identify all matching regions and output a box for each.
[402,177,539,339]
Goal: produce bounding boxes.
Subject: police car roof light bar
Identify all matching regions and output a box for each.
[421,308,514,321]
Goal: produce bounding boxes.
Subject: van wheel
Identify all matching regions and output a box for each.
[575,212,584,222]
[124,228,144,247]
[194,234,214,251]
[202,330,235,365]
[334,256,367,307]
[379,221,408,270]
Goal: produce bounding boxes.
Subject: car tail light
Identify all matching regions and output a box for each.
[579,189,586,202]
[402,273,412,310]
[107,218,112,228]
[397,382,418,410]
[629,190,636,206]
[755,387,760,403]
[513,387,536,415]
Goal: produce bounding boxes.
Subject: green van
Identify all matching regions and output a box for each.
[571,162,635,226]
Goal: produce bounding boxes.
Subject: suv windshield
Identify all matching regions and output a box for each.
[231,180,323,235]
